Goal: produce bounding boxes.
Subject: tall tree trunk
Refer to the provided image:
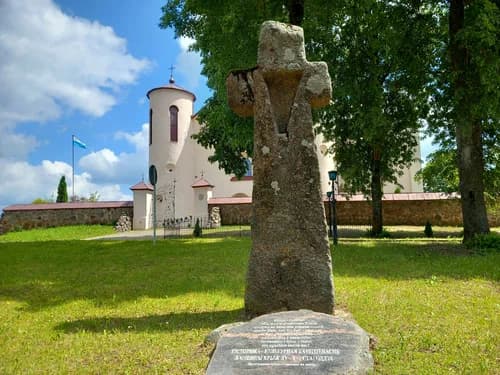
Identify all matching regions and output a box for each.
[449,0,490,241]
[287,0,304,25]
[371,149,383,235]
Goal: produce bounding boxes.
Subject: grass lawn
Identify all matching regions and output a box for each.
[0,226,498,374]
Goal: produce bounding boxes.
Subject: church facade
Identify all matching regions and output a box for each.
[130,79,422,230]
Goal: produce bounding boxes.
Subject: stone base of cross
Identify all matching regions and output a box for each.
[227,21,334,317]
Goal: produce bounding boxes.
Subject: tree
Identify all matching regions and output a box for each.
[56,176,68,203]
[160,1,439,235]
[428,0,499,240]
[161,0,288,177]
[318,1,439,234]
[416,149,460,193]
[417,145,498,198]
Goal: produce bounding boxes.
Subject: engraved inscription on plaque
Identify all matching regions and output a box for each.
[231,318,340,368]
[206,310,374,374]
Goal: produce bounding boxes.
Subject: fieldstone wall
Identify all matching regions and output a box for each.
[214,203,252,225]
[210,197,499,227]
[0,202,133,234]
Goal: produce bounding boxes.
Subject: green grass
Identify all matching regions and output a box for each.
[0,224,115,242]
[0,228,498,374]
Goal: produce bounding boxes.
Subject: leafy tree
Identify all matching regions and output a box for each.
[416,149,460,193]
[88,191,100,202]
[161,0,440,235]
[56,176,68,203]
[32,197,52,204]
[417,145,498,198]
[161,0,289,177]
[318,1,440,234]
[428,0,499,240]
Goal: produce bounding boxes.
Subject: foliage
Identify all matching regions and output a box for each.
[88,191,100,202]
[417,146,499,196]
[193,218,202,237]
[70,192,100,202]
[32,197,53,204]
[56,176,68,203]
[160,0,287,177]
[0,236,499,373]
[416,149,460,193]
[424,221,434,237]
[365,227,391,238]
[161,1,441,235]
[427,0,500,239]
[465,232,500,254]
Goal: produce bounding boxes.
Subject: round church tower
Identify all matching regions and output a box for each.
[147,75,196,221]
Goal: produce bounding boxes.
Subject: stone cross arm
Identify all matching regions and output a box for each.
[226,68,257,117]
[226,21,331,118]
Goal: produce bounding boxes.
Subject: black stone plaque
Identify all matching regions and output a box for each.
[206,310,373,374]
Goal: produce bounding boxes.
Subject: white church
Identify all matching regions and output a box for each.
[130,76,423,230]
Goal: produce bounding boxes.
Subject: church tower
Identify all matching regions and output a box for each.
[147,72,196,223]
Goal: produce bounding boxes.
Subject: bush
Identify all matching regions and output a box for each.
[193,218,202,237]
[424,221,433,237]
[366,228,391,238]
[466,233,500,254]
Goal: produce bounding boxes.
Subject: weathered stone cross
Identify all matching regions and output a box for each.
[227,21,334,317]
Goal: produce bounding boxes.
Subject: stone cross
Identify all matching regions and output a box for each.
[227,21,334,317]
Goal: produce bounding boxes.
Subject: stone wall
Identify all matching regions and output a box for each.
[0,201,133,234]
[209,194,499,227]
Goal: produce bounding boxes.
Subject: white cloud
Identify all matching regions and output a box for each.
[0,159,70,206]
[0,157,132,209]
[0,0,149,208]
[115,123,149,152]
[175,36,202,90]
[79,123,148,184]
[0,125,39,160]
[0,0,150,125]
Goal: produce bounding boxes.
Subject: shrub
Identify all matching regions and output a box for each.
[466,233,500,254]
[193,218,202,237]
[424,221,433,237]
[366,228,391,238]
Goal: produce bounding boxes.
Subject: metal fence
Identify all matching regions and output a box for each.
[157,216,250,239]
[152,215,462,239]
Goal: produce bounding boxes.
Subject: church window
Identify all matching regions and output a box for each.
[149,109,153,145]
[170,106,179,142]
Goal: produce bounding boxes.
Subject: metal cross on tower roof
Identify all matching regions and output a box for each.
[169,64,175,83]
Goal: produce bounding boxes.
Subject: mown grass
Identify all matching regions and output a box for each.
[0,227,498,374]
[0,224,115,242]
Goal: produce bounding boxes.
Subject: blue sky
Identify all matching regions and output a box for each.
[0,0,434,210]
[0,0,210,209]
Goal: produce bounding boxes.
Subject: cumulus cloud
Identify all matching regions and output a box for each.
[0,126,39,160]
[0,0,148,208]
[79,123,148,184]
[175,36,203,89]
[0,0,150,126]
[0,158,132,209]
[0,159,70,206]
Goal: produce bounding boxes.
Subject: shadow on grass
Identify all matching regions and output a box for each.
[0,238,249,312]
[1,237,498,312]
[333,240,499,281]
[55,308,245,334]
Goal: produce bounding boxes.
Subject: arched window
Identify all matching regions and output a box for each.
[149,109,153,145]
[170,106,178,142]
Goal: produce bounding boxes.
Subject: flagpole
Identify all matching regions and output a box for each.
[72,135,75,199]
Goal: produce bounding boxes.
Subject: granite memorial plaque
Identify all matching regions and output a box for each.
[206,310,373,374]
